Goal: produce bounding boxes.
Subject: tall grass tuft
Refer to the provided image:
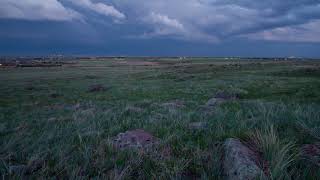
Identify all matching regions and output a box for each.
[252,126,296,180]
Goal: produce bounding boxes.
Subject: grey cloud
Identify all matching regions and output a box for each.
[121,0,320,42]
[0,0,82,21]
[244,20,320,43]
[1,0,320,42]
[68,0,125,20]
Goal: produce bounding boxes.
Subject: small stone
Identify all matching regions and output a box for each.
[111,129,171,159]
[48,117,57,122]
[206,98,225,106]
[73,103,81,110]
[112,129,157,150]
[9,165,27,175]
[224,138,266,180]
[161,100,185,108]
[188,122,208,131]
[125,106,144,113]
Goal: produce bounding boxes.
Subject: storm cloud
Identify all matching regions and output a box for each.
[0,0,319,56]
[1,0,319,42]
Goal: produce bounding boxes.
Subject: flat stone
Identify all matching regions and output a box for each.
[224,138,266,180]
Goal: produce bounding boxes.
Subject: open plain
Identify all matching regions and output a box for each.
[0,58,320,179]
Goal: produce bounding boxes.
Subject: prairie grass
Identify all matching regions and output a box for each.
[0,58,320,179]
[251,126,295,179]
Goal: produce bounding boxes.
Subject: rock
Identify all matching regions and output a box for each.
[125,106,144,113]
[111,129,171,159]
[48,117,57,122]
[300,142,320,166]
[205,98,225,106]
[203,91,240,108]
[87,84,108,92]
[9,165,27,175]
[224,138,266,180]
[26,154,46,174]
[112,129,159,151]
[188,122,208,131]
[161,100,185,108]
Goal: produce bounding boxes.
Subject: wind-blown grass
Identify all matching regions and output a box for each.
[251,126,296,179]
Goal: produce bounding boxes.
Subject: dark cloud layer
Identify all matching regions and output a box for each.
[0,0,319,56]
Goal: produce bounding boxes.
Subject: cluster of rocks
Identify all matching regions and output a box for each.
[111,128,268,180]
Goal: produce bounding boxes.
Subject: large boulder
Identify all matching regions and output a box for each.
[224,138,266,180]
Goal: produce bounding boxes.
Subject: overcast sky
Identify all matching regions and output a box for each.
[0,0,319,57]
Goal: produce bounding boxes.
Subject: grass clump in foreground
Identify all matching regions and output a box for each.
[0,58,320,179]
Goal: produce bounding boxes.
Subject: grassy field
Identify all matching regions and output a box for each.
[0,58,320,179]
